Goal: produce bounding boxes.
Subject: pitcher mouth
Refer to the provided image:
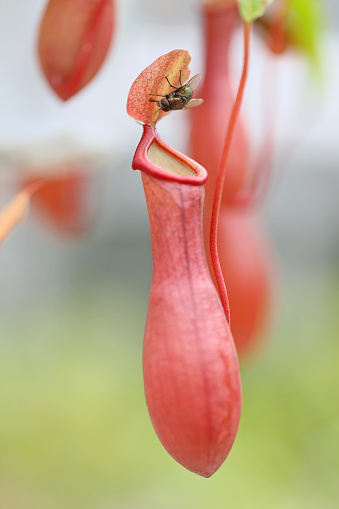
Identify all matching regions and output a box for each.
[132,125,208,186]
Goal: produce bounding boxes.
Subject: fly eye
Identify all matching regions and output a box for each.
[161,98,170,111]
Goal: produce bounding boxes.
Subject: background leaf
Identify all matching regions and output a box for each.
[238,0,275,22]
[38,0,115,101]
[0,183,42,245]
[286,0,324,67]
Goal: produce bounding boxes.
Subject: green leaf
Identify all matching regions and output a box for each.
[286,0,325,67]
[237,0,276,22]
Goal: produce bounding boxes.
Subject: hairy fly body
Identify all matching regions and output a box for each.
[149,72,203,112]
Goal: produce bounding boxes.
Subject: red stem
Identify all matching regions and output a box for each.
[232,49,278,210]
[209,21,251,324]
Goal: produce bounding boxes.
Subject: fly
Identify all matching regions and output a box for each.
[149,71,203,112]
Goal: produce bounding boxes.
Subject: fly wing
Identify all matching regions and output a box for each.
[182,98,204,109]
[183,73,202,91]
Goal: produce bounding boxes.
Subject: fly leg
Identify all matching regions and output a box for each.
[165,72,182,91]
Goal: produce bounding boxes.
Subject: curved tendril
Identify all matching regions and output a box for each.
[209,21,251,325]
